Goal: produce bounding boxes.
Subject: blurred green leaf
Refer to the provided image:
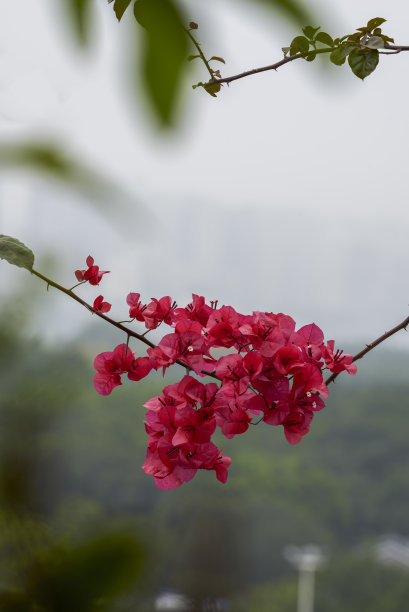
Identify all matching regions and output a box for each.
[0,143,76,177]
[0,142,121,205]
[348,48,379,80]
[64,0,93,46]
[0,236,34,272]
[255,0,313,26]
[134,0,188,126]
[113,0,133,21]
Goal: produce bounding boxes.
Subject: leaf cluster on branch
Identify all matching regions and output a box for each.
[105,2,409,121]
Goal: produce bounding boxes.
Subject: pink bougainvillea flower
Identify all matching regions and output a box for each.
[94,343,137,395]
[75,255,109,286]
[271,345,303,376]
[205,452,232,483]
[93,295,111,314]
[245,394,290,426]
[127,356,153,381]
[292,363,329,398]
[215,354,249,397]
[296,323,325,346]
[143,296,176,329]
[213,390,254,438]
[173,294,213,328]
[283,408,314,445]
[205,305,241,348]
[148,330,214,376]
[322,340,357,375]
[252,372,290,402]
[126,292,147,321]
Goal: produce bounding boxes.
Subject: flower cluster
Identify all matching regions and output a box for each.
[76,257,357,489]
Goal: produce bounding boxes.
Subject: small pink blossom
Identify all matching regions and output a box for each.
[75,255,109,286]
[93,295,111,314]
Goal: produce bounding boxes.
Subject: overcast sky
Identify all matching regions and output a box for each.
[1,0,409,351]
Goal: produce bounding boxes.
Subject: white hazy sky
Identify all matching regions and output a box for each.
[1,0,409,351]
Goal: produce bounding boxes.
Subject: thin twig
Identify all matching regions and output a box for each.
[325,314,409,386]
[30,268,220,381]
[207,44,409,87]
[185,27,214,79]
[208,52,304,86]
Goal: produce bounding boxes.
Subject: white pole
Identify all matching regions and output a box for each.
[297,563,315,612]
[283,545,325,612]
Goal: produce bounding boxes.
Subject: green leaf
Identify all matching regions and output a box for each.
[330,43,356,66]
[367,17,386,31]
[357,26,371,34]
[365,36,384,49]
[209,56,226,64]
[289,35,310,57]
[348,32,363,42]
[0,236,34,272]
[302,25,320,40]
[134,0,188,126]
[348,48,379,80]
[64,0,93,46]
[305,50,317,62]
[282,46,290,55]
[315,31,333,47]
[113,0,132,21]
[203,82,221,97]
[381,34,395,44]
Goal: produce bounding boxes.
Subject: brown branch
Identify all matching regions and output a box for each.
[30,268,220,381]
[385,44,409,51]
[207,44,409,87]
[209,52,303,86]
[325,314,409,386]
